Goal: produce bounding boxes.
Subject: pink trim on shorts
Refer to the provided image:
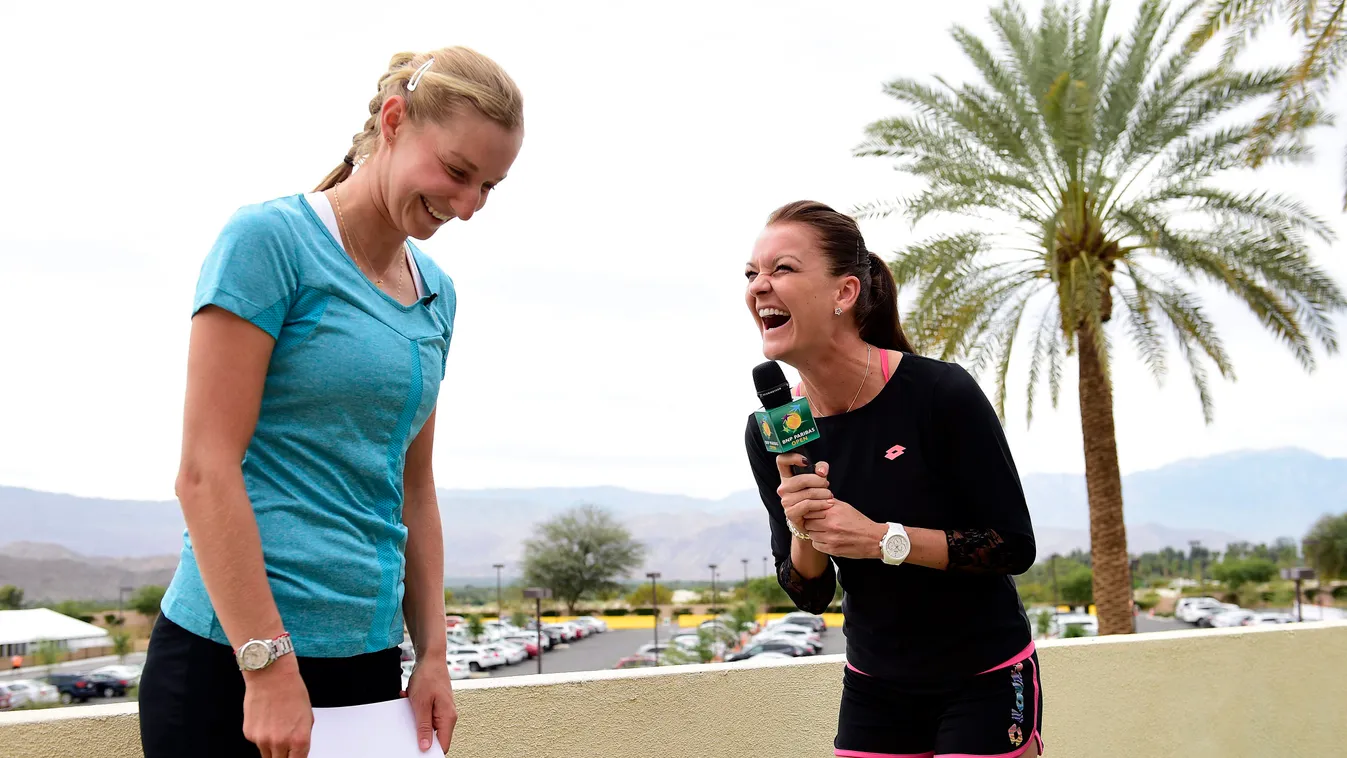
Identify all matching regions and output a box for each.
[845,661,871,676]
[977,641,1036,675]
[933,729,1040,758]
[836,750,935,758]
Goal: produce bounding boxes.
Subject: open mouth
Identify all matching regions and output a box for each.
[422,196,453,223]
[758,307,791,331]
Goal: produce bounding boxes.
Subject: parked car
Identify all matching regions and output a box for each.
[400,659,469,689]
[545,622,582,642]
[0,679,59,707]
[725,640,811,662]
[771,612,827,633]
[734,651,797,666]
[45,674,100,704]
[501,634,541,657]
[86,672,132,698]
[1208,609,1257,628]
[484,642,528,666]
[613,654,659,669]
[574,616,609,633]
[523,621,564,646]
[1049,612,1098,637]
[1250,611,1297,625]
[0,689,11,711]
[754,624,823,653]
[444,615,467,629]
[445,644,505,671]
[1194,603,1241,627]
[88,664,142,686]
[1175,597,1224,623]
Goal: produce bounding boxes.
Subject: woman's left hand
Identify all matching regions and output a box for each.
[403,657,457,754]
[802,498,885,559]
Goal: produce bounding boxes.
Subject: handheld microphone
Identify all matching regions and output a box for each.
[752,361,821,476]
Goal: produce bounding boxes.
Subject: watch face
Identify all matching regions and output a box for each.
[885,534,910,559]
[239,642,271,670]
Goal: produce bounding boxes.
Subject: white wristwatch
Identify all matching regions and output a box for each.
[879,522,911,566]
[235,632,294,671]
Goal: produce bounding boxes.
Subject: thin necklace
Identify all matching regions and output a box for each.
[805,344,872,415]
[331,186,406,297]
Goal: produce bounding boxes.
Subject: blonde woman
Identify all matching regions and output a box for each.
[139,48,524,758]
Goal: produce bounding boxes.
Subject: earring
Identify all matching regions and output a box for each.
[835,307,843,316]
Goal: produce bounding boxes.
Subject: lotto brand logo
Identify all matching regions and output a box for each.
[885,444,906,460]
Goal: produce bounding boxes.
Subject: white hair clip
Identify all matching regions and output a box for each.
[407,58,435,92]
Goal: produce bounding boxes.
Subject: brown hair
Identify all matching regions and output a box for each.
[314,47,524,192]
[766,200,914,353]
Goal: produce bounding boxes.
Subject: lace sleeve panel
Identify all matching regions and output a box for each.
[946,528,1036,575]
[777,555,837,615]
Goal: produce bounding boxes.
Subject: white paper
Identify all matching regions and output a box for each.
[310,698,437,757]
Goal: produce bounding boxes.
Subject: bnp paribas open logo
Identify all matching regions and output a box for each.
[754,401,820,454]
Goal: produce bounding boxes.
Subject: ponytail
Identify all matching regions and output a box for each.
[766,200,916,355]
[859,252,914,353]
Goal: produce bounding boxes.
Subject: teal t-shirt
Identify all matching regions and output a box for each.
[161,194,455,657]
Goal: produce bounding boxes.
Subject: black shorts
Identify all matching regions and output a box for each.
[835,651,1044,758]
[138,613,402,758]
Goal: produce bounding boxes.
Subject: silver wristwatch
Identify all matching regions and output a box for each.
[879,522,912,566]
[235,632,294,671]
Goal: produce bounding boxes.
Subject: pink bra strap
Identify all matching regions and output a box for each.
[880,348,890,381]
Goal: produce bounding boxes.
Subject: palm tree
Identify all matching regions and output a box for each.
[1186,0,1346,205]
[855,0,1345,634]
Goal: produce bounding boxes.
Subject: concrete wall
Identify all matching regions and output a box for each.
[3,622,1344,758]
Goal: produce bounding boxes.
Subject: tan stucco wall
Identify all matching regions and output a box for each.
[3,622,1344,758]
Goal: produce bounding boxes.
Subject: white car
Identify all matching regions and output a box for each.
[574,616,609,633]
[445,644,505,671]
[736,651,796,666]
[1050,612,1098,637]
[401,659,470,689]
[0,679,60,708]
[1249,611,1296,625]
[88,664,142,686]
[753,624,822,651]
[1208,609,1257,628]
[1175,597,1223,623]
[1193,603,1241,627]
[483,642,528,665]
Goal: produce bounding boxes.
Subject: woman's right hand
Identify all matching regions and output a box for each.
[776,454,834,532]
[242,659,314,758]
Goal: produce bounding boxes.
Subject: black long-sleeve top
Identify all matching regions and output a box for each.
[745,353,1036,685]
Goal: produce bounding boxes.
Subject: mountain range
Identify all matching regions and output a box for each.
[2,447,1344,601]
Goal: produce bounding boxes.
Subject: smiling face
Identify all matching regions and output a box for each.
[745,222,859,363]
[382,101,524,238]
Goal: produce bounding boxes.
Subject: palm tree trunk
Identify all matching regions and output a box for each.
[1077,327,1134,635]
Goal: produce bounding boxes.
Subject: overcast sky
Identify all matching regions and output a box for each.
[1,0,1344,502]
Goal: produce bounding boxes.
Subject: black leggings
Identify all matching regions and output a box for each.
[138,613,402,758]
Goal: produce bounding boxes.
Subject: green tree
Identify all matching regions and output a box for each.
[466,614,485,643]
[625,583,674,608]
[1211,557,1278,588]
[743,576,791,608]
[51,601,96,623]
[1304,512,1347,579]
[856,0,1344,635]
[111,631,134,662]
[509,610,531,629]
[726,600,761,634]
[443,588,454,607]
[129,586,167,621]
[0,585,23,610]
[520,504,645,614]
[1187,0,1346,205]
[1060,567,1095,607]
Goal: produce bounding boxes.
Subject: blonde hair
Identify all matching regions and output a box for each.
[314,47,524,191]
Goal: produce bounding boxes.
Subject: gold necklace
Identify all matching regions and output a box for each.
[331,187,406,296]
[804,345,872,415]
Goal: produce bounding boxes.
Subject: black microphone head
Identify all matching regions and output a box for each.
[753,360,793,410]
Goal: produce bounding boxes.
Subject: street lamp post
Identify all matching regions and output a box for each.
[118,586,133,625]
[741,559,749,594]
[522,587,551,675]
[1188,540,1202,583]
[762,556,768,578]
[708,564,718,610]
[492,564,505,623]
[646,572,661,655]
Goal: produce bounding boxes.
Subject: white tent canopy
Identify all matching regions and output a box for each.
[0,609,112,656]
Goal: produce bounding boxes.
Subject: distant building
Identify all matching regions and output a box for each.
[0,608,112,660]
[671,590,701,604]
